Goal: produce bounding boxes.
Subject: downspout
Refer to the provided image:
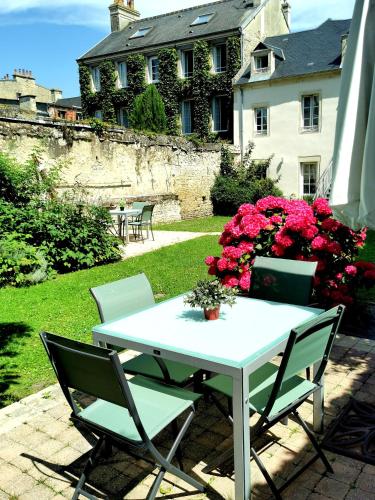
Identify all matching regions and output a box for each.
[239,86,244,162]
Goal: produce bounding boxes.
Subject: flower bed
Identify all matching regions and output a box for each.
[205,196,375,307]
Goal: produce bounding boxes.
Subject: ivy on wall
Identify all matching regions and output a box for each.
[79,35,241,140]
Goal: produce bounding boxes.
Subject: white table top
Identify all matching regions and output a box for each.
[93,296,322,369]
[109,208,141,216]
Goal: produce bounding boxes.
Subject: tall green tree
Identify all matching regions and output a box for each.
[129,84,168,133]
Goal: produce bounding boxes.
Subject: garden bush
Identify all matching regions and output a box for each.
[0,234,52,287]
[205,196,375,307]
[129,84,167,133]
[211,144,282,215]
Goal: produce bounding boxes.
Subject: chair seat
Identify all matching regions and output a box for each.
[203,362,317,418]
[79,375,201,442]
[123,353,200,385]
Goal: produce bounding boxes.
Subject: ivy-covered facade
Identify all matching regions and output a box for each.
[78,0,289,141]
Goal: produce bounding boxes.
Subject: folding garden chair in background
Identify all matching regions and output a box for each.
[40,332,204,500]
[90,273,202,387]
[128,204,155,242]
[203,305,345,499]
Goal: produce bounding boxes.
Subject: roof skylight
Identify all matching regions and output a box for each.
[191,13,214,26]
[130,27,151,39]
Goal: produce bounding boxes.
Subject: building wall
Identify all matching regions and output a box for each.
[233,72,340,197]
[242,0,289,68]
[0,76,55,103]
[0,118,222,221]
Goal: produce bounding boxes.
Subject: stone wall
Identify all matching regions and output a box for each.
[0,117,223,222]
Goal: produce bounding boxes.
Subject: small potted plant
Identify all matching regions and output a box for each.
[119,200,126,211]
[184,279,237,320]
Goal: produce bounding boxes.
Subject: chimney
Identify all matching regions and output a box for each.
[109,0,140,33]
[50,88,63,102]
[282,1,291,30]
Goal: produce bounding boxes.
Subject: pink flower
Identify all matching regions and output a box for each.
[217,258,228,272]
[231,225,243,239]
[336,273,344,281]
[222,275,239,288]
[275,228,294,248]
[227,260,238,271]
[272,244,285,256]
[238,241,254,254]
[222,246,243,260]
[208,265,217,276]
[364,270,375,281]
[321,218,341,232]
[219,232,233,246]
[205,256,215,266]
[256,196,288,212]
[238,204,257,216]
[355,261,375,271]
[312,198,333,217]
[270,215,283,224]
[345,265,357,276]
[239,271,251,291]
[311,235,329,251]
[326,241,342,255]
[301,225,319,240]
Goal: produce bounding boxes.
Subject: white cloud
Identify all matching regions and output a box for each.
[0,0,356,30]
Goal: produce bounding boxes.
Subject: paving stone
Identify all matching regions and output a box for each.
[18,483,57,500]
[345,486,375,500]
[327,460,361,485]
[1,472,36,496]
[314,476,350,499]
[355,471,375,493]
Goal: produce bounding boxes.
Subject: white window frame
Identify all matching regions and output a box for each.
[300,161,319,196]
[91,67,101,92]
[148,56,159,83]
[301,93,320,132]
[191,13,214,26]
[212,96,228,133]
[252,51,270,73]
[130,27,151,39]
[117,61,128,89]
[181,49,194,78]
[254,106,269,136]
[181,100,194,135]
[212,44,227,73]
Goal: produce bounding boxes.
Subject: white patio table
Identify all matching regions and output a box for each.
[92,295,324,499]
[109,208,141,244]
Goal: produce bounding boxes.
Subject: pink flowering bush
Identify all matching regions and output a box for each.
[205,196,375,307]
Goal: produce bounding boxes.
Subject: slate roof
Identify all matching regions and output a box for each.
[55,97,82,108]
[79,0,259,61]
[236,19,351,85]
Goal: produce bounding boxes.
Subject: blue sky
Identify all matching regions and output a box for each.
[0,0,356,98]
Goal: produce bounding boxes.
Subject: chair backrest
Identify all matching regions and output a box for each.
[250,256,318,306]
[132,201,147,210]
[262,305,345,421]
[40,332,130,409]
[90,273,155,323]
[140,204,155,223]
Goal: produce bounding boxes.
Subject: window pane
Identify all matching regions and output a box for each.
[151,58,159,81]
[183,51,193,77]
[302,163,317,195]
[182,101,192,134]
[118,62,127,88]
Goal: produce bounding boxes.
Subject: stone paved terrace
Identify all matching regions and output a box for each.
[0,334,374,500]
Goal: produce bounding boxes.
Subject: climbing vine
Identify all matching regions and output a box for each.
[78,35,241,140]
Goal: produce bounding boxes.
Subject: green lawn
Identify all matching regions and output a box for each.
[154,216,230,232]
[0,235,220,407]
[358,230,375,301]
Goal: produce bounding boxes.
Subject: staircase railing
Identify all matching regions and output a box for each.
[315,161,333,199]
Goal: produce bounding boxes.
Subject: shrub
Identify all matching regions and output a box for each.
[0,234,52,287]
[205,196,375,307]
[129,84,167,133]
[211,143,282,215]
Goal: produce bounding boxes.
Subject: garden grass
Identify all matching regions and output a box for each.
[0,235,220,407]
[154,216,230,232]
[357,229,375,301]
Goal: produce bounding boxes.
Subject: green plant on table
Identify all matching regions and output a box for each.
[184,279,237,311]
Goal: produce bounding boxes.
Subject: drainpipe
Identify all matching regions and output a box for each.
[239,86,245,162]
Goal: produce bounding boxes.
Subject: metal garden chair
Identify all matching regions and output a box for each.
[90,273,201,387]
[203,305,345,499]
[250,256,318,306]
[128,204,155,242]
[40,332,205,500]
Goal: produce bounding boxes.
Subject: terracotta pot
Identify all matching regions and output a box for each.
[204,306,220,321]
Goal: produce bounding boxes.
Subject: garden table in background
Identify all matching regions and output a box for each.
[109,208,141,244]
[93,296,323,499]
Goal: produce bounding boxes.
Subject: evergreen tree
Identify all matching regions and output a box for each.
[129,84,167,133]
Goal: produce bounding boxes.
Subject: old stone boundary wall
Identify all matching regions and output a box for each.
[0,117,226,222]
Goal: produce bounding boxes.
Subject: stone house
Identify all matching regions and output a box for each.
[233,19,350,198]
[0,69,82,121]
[78,0,290,140]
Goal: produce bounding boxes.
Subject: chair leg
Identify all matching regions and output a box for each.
[293,410,333,473]
[147,410,204,500]
[72,435,104,500]
[251,447,282,500]
[171,419,184,471]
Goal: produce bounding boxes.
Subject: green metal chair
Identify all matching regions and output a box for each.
[250,256,318,306]
[203,305,345,499]
[90,273,201,387]
[131,201,148,210]
[40,332,204,500]
[128,204,155,242]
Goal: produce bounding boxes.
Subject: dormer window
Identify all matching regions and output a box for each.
[191,13,214,26]
[130,27,151,39]
[254,53,270,72]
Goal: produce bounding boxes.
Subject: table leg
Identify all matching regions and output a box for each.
[124,214,130,244]
[313,362,324,433]
[232,370,251,500]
